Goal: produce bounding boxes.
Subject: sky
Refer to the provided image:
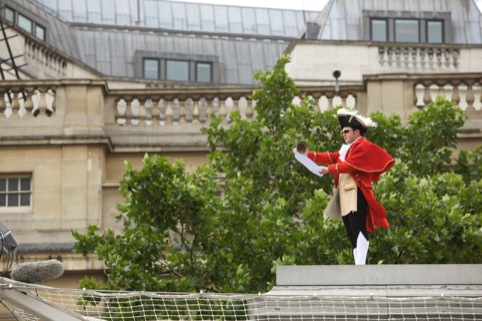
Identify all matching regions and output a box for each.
[169,0,482,12]
[170,0,329,11]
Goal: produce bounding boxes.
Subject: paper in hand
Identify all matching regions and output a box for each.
[293,149,324,177]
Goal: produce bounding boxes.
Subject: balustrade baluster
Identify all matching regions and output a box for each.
[419,48,426,67]
[451,81,461,107]
[476,82,482,111]
[411,48,417,68]
[395,48,401,66]
[45,89,55,116]
[246,99,254,120]
[4,91,14,118]
[403,48,409,67]
[165,100,174,125]
[423,82,432,106]
[428,48,434,68]
[436,49,442,67]
[444,84,453,102]
[116,99,127,125]
[292,96,301,106]
[218,98,227,122]
[458,83,468,110]
[198,98,207,123]
[151,98,161,125]
[452,50,459,67]
[39,88,48,116]
[172,99,180,124]
[387,47,393,66]
[0,91,5,117]
[18,92,27,118]
[429,84,439,102]
[231,97,240,120]
[444,49,451,67]
[333,95,342,108]
[436,81,446,98]
[311,96,321,113]
[378,47,385,65]
[31,90,40,117]
[346,94,356,108]
[414,83,425,108]
[465,81,475,111]
[226,97,234,123]
[130,99,140,126]
[192,99,200,124]
[205,98,213,123]
[158,99,166,125]
[144,99,153,126]
[178,99,187,124]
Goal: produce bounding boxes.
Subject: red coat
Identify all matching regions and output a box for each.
[308,137,395,233]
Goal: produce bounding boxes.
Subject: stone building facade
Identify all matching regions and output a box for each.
[0,0,480,296]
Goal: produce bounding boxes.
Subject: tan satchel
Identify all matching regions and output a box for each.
[323,188,342,220]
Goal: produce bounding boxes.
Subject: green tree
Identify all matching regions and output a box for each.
[73,156,221,292]
[73,55,482,294]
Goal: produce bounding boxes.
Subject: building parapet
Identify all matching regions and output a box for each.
[0,78,480,151]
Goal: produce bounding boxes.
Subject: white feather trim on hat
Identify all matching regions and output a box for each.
[336,108,377,128]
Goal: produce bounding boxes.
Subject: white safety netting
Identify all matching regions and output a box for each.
[0,278,481,321]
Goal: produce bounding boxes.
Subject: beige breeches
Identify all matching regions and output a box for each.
[339,173,358,216]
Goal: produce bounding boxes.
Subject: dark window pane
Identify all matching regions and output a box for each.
[8,178,18,191]
[395,19,419,42]
[5,8,14,23]
[0,179,6,192]
[18,14,32,33]
[0,195,5,206]
[196,62,212,82]
[35,25,46,40]
[427,21,443,43]
[20,178,31,191]
[371,19,387,42]
[20,193,30,206]
[8,194,18,207]
[166,60,189,81]
[143,59,159,79]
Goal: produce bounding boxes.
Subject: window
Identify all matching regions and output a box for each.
[143,58,159,79]
[137,53,217,83]
[427,20,443,43]
[17,14,32,33]
[196,62,212,83]
[35,25,46,41]
[395,19,419,42]
[4,7,15,23]
[3,8,47,41]
[367,12,450,44]
[166,60,189,82]
[0,176,31,208]
[371,19,387,42]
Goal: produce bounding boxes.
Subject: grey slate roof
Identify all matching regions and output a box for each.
[16,0,320,85]
[6,0,482,85]
[315,0,482,44]
[34,0,319,38]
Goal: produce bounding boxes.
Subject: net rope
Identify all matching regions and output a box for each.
[0,278,481,321]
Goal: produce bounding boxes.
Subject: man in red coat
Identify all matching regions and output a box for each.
[307,108,395,265]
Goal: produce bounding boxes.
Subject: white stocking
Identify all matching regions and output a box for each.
[355,233,369,265]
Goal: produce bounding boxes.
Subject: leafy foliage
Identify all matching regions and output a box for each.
[73,54,482,295]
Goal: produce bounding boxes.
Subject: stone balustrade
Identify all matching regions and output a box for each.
[378,44,460,69]
[109,86,361,127]
[0,77,480,130]
[24,38,68,77]
[0,85,55,118]
[413,74,482,113]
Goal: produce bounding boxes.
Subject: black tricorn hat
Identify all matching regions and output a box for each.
[337,108,377,135]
